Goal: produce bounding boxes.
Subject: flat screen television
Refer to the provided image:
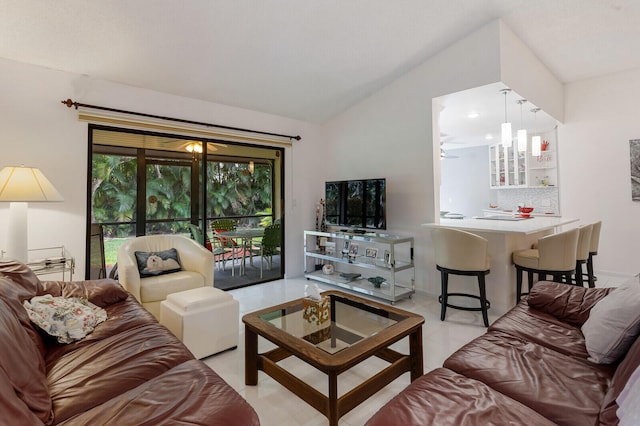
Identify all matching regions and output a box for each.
[325,178,386,230]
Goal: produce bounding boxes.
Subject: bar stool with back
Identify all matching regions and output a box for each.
[574,224,594,288]
[586,221,602,288]
[512,227,580,303]
[431,227,491,327]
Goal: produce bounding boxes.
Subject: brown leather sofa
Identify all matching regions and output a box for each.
[366,281,640,425]
[0,260,259,425]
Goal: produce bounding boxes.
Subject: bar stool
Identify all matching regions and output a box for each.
[512,228,579,303]
[431,228,491,327]
[574,224,594,288]
[586,221,602,288]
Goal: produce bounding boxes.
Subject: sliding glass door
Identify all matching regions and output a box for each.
[87,125,284,289]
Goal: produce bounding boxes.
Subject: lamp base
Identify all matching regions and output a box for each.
[6,202,28,263]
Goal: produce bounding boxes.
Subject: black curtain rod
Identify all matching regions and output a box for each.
[61,98,302,141]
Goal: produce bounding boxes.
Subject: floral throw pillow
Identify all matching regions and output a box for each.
[23,294,107,344]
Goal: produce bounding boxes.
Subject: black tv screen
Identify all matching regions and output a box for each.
[325,178,386,230]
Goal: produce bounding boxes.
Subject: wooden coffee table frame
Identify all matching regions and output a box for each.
[243,290,424,425]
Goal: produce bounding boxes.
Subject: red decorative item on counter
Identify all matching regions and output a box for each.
[541,140,550,151]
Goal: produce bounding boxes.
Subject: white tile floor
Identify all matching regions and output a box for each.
[203,272,633,426]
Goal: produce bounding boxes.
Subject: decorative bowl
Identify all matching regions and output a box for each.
[367,276,386,288]
[518,206,534,214]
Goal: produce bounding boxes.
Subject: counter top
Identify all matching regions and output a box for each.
[422,216,579,235]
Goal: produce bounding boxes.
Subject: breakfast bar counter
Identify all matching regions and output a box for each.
[422,216,579,316]
[432,216,579,235]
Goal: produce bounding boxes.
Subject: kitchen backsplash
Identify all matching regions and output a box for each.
[496,187,560,216]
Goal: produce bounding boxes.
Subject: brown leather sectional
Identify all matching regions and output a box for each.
[367,281,640,425]
[0,260,259,425]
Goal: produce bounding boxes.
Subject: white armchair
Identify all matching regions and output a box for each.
[117,234,214,320]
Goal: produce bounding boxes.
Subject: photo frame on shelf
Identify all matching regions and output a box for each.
[383,250,391,266]
[342,240,350,255]
[349,244,359,256]
[325,241,336,255]
[365,247,378,264]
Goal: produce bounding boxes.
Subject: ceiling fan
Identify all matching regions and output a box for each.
[439,136,461,159]
[157,138,228,153]
[440,147,460,159]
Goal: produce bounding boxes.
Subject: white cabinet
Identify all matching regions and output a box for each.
[303,230,414,304]
[489,144,527,188]
[527,149,557,187]
[490,132,558,189]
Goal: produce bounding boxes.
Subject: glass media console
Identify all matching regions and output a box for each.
[304,230,414,304]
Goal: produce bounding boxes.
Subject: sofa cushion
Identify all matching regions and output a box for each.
[444,330,615,426]
[527,280,613,326]
[599,334,640,425]
[616,364,640,425]
[55,360,260,426]
[582,274,640,364]
[365,368,555,426]
[139,270,205,303]
[489,302,590,359]
[135,248,182,277]
[41,278,128,308]
[0,298,53,425]
[46,319,193,424]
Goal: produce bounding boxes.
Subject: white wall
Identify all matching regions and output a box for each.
[323,21,503,295]
[0,58,324,278]
[440,146,493,217]
[560,67,640,275]
[499,21,564,123]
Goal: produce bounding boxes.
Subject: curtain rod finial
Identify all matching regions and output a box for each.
[61,98,78,109]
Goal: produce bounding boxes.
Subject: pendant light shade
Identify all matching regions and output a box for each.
[517,130,527,152]
[501,123,512,146]
[500,89,512,147]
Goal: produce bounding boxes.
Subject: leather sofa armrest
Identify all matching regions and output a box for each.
[527,281,614,326]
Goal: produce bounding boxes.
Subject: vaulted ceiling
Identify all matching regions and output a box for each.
[1,1,639,124]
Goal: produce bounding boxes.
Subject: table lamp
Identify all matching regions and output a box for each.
[0,166,63,262]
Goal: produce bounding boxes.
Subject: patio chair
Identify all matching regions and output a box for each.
[211,219,243,275]
[252,223,281,278]
[189,224,227,270]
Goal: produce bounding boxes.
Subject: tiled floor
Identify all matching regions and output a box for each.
[203,272,632,426]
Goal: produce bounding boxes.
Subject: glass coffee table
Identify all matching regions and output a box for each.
[243,290,424,425]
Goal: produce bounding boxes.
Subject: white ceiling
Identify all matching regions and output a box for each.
[1,0,639,126]
[438,82,559,149]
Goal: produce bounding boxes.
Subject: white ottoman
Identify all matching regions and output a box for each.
[160,286,239,359]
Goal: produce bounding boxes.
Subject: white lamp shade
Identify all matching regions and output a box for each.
[0,166,63,202]
[517,129,527,152]
[0,166,62,262]
[532,136,542,156]
[501,122,512,147]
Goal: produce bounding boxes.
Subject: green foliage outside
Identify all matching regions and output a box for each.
[92,153,274,265]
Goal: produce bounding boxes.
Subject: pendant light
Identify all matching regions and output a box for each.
[531,108,542,156]
[516,99,528,152]
[500,89,512,147]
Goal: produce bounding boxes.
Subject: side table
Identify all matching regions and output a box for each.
[26,246,75,280]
